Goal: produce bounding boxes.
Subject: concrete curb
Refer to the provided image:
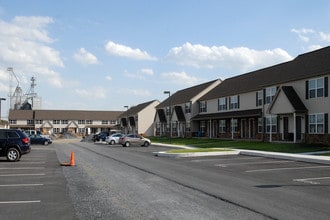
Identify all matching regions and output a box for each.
[153,143,330,165]
[239,150,330,165]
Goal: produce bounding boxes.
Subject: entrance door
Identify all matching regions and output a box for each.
[241,119,246,138]
[283,117,289,140]
[296,116,302,140]
[249,119,254,138]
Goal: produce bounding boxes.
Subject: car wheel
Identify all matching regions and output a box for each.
[125,142,130,147]
[143,141,150,147]
[7,148,20,162]
[44,141,48,145]
[110,140,115,145]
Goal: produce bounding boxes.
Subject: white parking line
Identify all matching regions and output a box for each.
[246,165,330,173]
[0,167,45,170]
[293,176,330,185]
[191,157,263,163]
[215,160,294,167]
[0,200,41,204]
[0,173,45,177]
[0,184,44,187]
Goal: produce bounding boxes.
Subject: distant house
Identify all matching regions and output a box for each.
[120,100,160,136]
[154,79,222,137]
[8,109,123,135]
[192,47,330,145]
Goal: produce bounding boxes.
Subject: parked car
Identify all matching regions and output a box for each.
[119,134,151,147]
[0,129,31,162]
[92,132,109,142]
[105,133,124,145]
[29,134,52,145]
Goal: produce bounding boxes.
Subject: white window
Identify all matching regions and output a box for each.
[102,120,108,125]
[256,91,263,106]
[231,119,238,133]
[35,120,43,124]
[308,78,324,98]
[219,120,226,133]
[200,101,207,113]
[218,98,226,111]
[86,120,93,125]
[309,113,324,134]
[229,95,239,109]
[265,87,276,104]
[53,120,60,124]
[185,102,191,113]
[10,120,17,124]
[78,120,85,124]
[61,120,68,124]
[266,116,277,133]
[27,120,34,125]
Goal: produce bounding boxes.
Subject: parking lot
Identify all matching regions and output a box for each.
[2,139,330,219]
[0,144,75,220]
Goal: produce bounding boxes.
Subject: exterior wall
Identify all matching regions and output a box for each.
[137,101,159,136]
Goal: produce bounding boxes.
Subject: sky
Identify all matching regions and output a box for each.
[0,0,330,119]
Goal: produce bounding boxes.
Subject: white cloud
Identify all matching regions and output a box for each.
[105,75,112,81]
[291,28,315,42]
[319,32,330,42]
[161,71,198,86]
[75,86,107,99]
[165,43,292,73]
[140,68,154,76]
[118,88,151,97]
[105,41,157,61]
[74,48,99,65]
[0,16,64,88]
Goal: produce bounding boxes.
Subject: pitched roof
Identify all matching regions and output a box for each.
[120,100,159,118]
[157,79,221,108]
[200,46,330,100]
[9,109,124,120]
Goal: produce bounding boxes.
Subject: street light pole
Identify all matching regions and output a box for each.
[124,106,128,134]
[163,91,171,142]
[0,98,6,124]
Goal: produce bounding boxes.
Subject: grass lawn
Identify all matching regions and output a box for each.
[150,137,330,154]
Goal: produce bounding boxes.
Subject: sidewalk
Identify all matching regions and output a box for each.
[153,143,330,165]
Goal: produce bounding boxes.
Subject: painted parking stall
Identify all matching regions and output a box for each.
[0,144,75,220]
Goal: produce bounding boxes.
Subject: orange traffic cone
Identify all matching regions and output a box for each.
[60,150,75,166]
[69,150,75,166]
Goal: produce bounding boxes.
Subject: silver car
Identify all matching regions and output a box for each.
[105,133,124,145]
[119,134,151,147]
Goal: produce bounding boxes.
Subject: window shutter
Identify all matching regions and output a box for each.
[229,97,231,109]
[325,113,328,134]
[237,95,240,108]
[305,114,309,134]
[217,99,220,111]
[225,97,227,110]
[305,81,309,99]
[325,77,328,97]
[263,89,266,104]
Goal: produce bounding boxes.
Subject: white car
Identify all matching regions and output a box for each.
[105,133,124,145]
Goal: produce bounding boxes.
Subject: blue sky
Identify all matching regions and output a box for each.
[0,0,330,118]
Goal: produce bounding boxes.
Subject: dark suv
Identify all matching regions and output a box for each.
[0,129,31,162]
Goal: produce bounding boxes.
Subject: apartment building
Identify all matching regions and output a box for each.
[154,79,222,137]
[120,100,160,136]
[192,46,329,145]
[8,109,123,136]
